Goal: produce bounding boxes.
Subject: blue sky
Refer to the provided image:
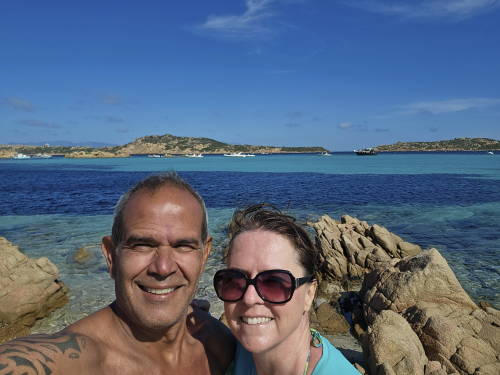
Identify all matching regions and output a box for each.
[1,0,499,151]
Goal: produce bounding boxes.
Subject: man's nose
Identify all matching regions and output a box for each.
[147,246,177,280]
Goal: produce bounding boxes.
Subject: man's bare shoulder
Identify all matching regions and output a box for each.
[0,331,96,375]
[0,307,115,375]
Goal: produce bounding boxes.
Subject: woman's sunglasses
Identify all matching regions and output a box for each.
[213,269,313,304]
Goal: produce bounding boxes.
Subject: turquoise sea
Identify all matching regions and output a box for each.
[0,152,498,333]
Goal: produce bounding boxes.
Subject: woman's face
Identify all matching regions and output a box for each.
[224,229,316,354]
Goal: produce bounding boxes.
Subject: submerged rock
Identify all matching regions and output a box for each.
[72,246,95,264]
[0,237,68,343]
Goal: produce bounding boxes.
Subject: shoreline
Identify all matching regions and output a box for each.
[0,149,498,159]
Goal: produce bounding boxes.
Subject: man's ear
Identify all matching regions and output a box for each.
[304,279,317,313]
[202,236,212,264]
[101,236,116,279]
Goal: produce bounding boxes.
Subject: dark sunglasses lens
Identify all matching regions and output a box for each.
[256,271,293,303]
[215,270,247,301]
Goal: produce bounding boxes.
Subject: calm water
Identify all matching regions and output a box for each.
[0,152,498,332]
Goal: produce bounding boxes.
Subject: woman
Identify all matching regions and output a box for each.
[214,204,359,375]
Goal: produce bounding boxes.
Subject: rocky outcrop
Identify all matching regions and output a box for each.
[307,214,422,336]
[308,215,499,374]
[360,249,499,375]
[0,237,68,343]
[309,215,421,285]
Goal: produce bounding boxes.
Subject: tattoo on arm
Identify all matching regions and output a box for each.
[0,332,86,375]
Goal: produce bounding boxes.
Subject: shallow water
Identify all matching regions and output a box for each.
[0,152,498,332]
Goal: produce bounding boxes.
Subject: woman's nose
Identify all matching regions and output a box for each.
[241,283,264,305]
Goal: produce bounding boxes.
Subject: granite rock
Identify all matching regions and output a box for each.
[309,215,422,285]
[360,249,499,375]
[0,237,68,343]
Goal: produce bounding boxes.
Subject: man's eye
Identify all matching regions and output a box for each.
[175,244,198,252]
[131,244,155,251]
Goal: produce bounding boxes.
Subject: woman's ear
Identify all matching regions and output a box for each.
[304,279,317,313]
[101,235,116,278]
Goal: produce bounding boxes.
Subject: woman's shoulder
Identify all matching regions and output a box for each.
[312,333,360,375]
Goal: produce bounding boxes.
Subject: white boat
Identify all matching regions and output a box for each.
[186,153,203,158]
[321,151,331,156]
[147,154,164,158]
[223,152,255,157]
[487,151,494,155]
[33,153,52,159]
[13,153,31,159]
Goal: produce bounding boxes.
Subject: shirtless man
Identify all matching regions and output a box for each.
[0,173,235,374]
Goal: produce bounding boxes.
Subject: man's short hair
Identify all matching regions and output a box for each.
[111,172,208,246]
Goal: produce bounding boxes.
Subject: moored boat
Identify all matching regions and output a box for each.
[13,153,31,159]
[354,148,378,156]
[223,152,255,157]
[33,153,52,159]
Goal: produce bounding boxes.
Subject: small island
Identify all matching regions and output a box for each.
[375,137,500,152]
[0,134,328,159]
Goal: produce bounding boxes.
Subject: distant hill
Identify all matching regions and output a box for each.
[0,133,327,158]
[6,140,118,148]
[376,138,500,152]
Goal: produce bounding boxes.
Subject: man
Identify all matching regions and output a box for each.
[0,173,235,374]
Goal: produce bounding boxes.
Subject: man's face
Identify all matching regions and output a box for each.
[102,186,211,332]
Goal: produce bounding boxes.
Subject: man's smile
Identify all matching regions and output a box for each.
[137,283,181,295]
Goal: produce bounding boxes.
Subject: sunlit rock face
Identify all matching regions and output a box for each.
[361,249,499,375]
[0,237,68,343]
[309,215,499,375]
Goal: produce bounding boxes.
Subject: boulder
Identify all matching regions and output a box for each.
[365,310,428,375]
[309,215,422,286]
[310,302,350,334]
[0,237,68,343]
[360,249,500,375]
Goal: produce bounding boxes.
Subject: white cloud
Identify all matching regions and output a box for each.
[397,98,500,115]
[102,94,122,105]
[87,115,125,123]
[3,97,34,112]
[338,122,353,129]
[17,119,61,129]
[286,111,304,119]
[345,0,500,19]
[195,0,277,40]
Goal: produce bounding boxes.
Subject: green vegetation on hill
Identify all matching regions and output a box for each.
[376,138,500,151]
[1,133,327,157]
[17,146,92,154]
